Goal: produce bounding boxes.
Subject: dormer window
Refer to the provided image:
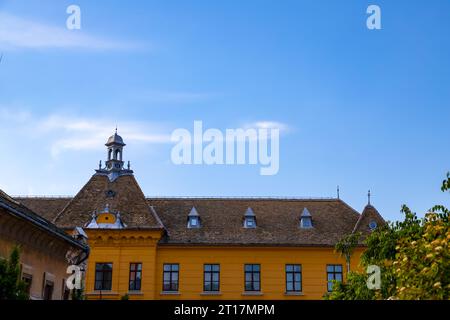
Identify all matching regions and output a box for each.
[187,207,201,229]
[300,208,313,229]
[244,207,256,228]
[189,216,199,227]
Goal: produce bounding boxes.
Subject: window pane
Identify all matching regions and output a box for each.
[254,281,260,291]
[328,274,334,281]
[95,271,103,281]
[253,265,260,272]
[245,273,252,282]
[335,265,342,272]
[286,282,293,291]
[294,265,301,272]
[295,273,301,282]
[327,266,334,272]
[204,265,211,272]
[254,273,260,282]
[245,265,252,272]
[163,273,170,281]
[172,272,178,281]
[286,265,293,272]
[212,273,219,282]
[294,282,301,292]
[328,282,334,292]
[212,265,220,272]
[212,283,219,291]
[286,273,293,282]
[172,265,179,271]
[163,265,171,271]
[335,274,342,282]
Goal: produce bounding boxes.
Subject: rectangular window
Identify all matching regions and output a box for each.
[203,264,220,292]
[94,263,113,291]
[22,274,32,296]
[285,264,302,293]
[129,263,142,291]
[163,264,179,292]
[244,264,261,292]
[327,264,343,292]
[43,281,54,300]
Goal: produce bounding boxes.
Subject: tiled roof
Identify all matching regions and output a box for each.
[14,192,385,246]
[148,198,366,246]
[353,204,386,236]
[52,174,163,229]
[15,197,70,221]
[0,190,87,251]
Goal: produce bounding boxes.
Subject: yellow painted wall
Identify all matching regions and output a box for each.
[156,246,364,300]
[84,229,162,300]
[96,213,116,224]
[85,233,365,300]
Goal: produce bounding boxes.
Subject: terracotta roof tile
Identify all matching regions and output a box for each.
[15,197,70,221]
[353,204,386,237]
[148,198,363,246]
[53,174,162,229]
[12,192,386,246]
[0,189,87,251]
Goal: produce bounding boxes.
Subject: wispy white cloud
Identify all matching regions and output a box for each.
[0,12,141,51]
[243,121,291,133]
[0,108,172,158]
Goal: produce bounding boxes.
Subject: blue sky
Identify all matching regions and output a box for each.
[0,0,449,222]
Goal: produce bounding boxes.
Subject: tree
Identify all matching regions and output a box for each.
[335,232,361,273]
[0,246,29,300]
[326,173,450,300]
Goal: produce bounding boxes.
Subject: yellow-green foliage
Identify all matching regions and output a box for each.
[327,173,450,300]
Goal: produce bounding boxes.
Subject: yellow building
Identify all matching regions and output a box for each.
[0,190,89,300]
[18,132,385,300]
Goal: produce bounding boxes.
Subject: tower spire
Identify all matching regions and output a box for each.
[368,190,371,205]
[96,130,133,181]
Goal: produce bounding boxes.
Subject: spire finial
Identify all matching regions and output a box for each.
[337,185,340,199]
[368,190,371,205]
[99,160,102,170]
[127,161,131,170]
[115,125,118,134]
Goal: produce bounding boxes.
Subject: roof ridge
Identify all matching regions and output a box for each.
[147,196,338,201]
[14,195,73,199]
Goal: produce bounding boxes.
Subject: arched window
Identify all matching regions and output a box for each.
[108,149,112,160]
[115,149,120,160]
